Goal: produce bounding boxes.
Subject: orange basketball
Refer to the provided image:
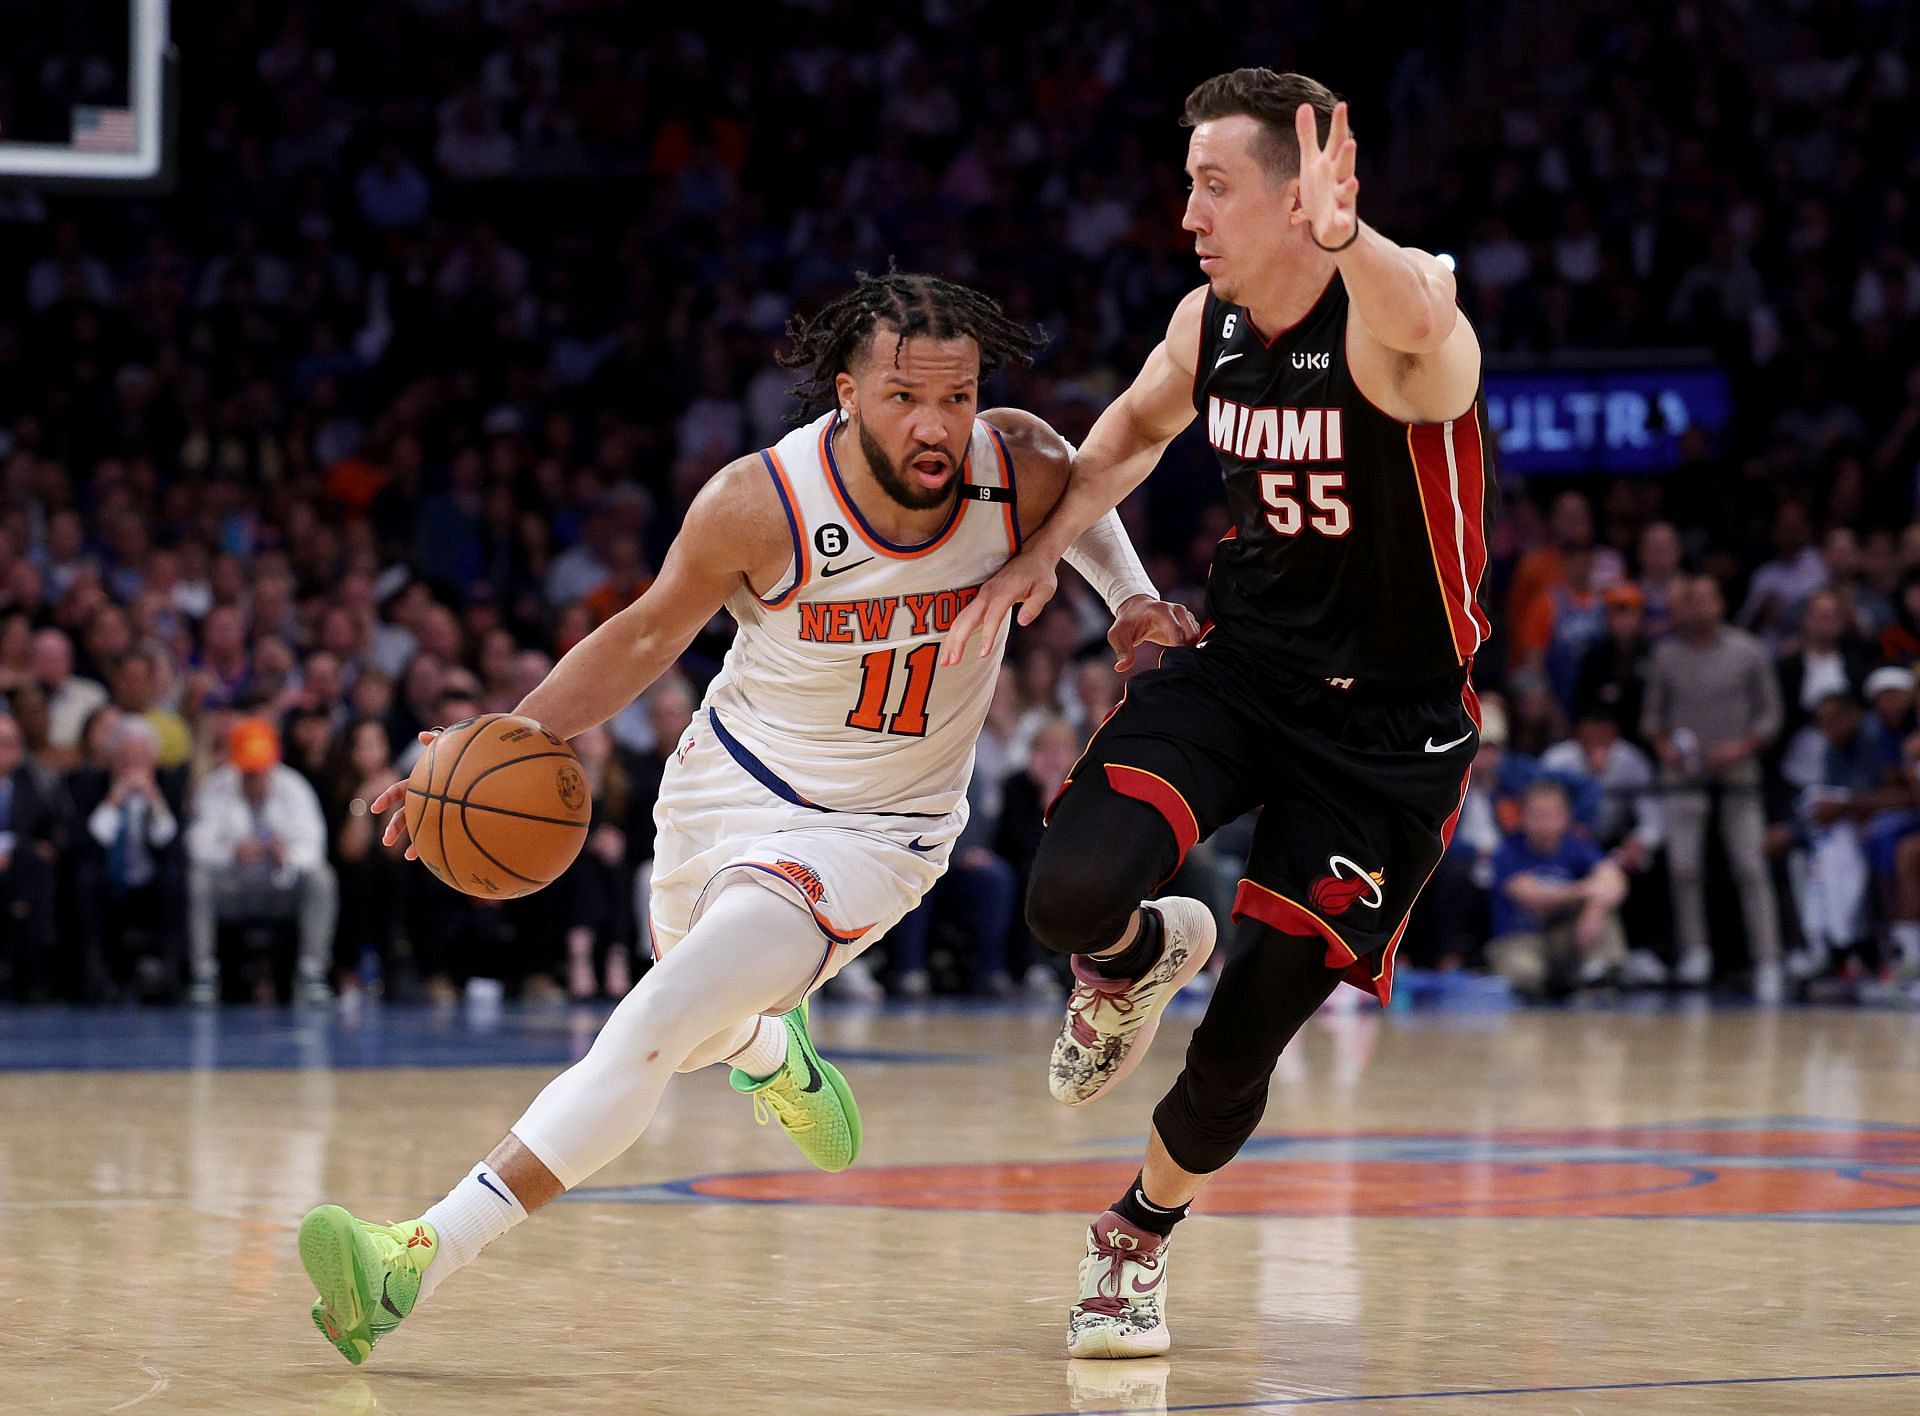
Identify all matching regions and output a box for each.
[404,713,591,899]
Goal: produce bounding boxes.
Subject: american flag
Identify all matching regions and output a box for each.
[72,106,137,154]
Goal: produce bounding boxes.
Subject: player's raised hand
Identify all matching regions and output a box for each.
[373,729,440,859]
[1292,100,1358,250]
[1107,595,1202,673]
[941,549,1059,665]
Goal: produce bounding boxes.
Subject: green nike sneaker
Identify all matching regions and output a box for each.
[299,1205,437,1366]
[729,1001,862,1172]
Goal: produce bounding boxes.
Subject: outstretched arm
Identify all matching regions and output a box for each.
[1030,287,1204,565]
[376,459,787,854]
[979,406,1200,670]
[1296,100,1480,419]
[943,290,1204,663]
[512,483,751,737]
[1294,101,1458,355]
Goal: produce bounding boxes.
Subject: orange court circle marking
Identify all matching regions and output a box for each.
[637,1126,1920,1221]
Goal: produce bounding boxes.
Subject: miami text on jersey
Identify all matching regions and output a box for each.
[1205,397,1345,463]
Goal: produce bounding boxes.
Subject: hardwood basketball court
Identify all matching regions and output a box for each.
[2,999,1915,1413]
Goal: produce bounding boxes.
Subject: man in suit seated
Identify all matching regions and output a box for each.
[67,716,188,1001]
[0,710,73,1001]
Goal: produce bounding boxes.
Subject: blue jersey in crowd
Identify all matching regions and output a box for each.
[1491,832,1605,937]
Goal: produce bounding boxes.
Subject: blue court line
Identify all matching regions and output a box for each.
[1017,1368,1920,1415]
[0,1044,985,1073]
[0,1006,992,1072]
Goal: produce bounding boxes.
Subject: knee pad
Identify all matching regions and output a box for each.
[1025,785,1181,955]
[1024,851,1136,955]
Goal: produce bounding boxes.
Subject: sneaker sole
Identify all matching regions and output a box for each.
[299,1205,374,1365]
[810,1053,863,1171]
[789,1001,863,1171]
[1067,1325,1172,1359]
[1052,902,1216,1108]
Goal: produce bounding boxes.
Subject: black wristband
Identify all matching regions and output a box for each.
[1310,222,1359,253]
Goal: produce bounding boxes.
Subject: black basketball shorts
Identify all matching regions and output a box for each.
[1050,641,1479,1004]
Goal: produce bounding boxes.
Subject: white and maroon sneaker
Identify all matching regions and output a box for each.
[1067,1210,1172,1358]
[1048,898,1216,1107]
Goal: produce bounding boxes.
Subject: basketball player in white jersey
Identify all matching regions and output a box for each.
[295,271,1198,1365]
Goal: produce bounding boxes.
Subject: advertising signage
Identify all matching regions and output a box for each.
[1484,366,1731,474]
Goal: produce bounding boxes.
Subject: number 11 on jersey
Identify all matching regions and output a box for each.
[847,643,940,737]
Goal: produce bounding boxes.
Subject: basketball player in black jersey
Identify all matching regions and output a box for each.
[946,69,1493,1357]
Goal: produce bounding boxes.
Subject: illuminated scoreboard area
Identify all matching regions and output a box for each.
[1484,363,1732,475]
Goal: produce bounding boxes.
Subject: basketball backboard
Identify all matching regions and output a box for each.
[0,1,175,191]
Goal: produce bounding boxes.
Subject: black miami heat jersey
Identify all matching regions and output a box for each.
[1191,279,1493,683]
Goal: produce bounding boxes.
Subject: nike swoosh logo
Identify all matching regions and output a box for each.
[476,1172,514,1208]
[1214,351,1243,368]
[379,1275,404,1319]
[1425,731,1474,753]
[819,558,875,578]
[907,836,938,853]
[796,1046,824,1094]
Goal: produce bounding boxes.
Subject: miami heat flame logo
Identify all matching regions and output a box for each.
[1308,856,1385,916]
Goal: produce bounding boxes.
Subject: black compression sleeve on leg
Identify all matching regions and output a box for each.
[1090,904,1162,980]
[1025,779,1182,956]
[1151,925,1344,1175]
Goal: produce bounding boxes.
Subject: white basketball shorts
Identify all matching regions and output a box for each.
[646,708,963,1011]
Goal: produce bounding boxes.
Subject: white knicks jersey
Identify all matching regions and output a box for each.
[700,410,1022,817]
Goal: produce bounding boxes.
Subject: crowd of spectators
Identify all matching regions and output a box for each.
[1,1,1918,1006]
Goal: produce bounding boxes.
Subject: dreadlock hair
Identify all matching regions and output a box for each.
[780,268,1045,418]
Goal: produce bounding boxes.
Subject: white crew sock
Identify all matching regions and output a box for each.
[508,877,826,1188]
[418,1161,528,1302]
[730,1014,790,1081]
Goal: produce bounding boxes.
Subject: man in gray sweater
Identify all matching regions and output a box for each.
[1643,575,1786,1000]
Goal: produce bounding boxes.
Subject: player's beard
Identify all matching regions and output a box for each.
[857,418,961,512]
